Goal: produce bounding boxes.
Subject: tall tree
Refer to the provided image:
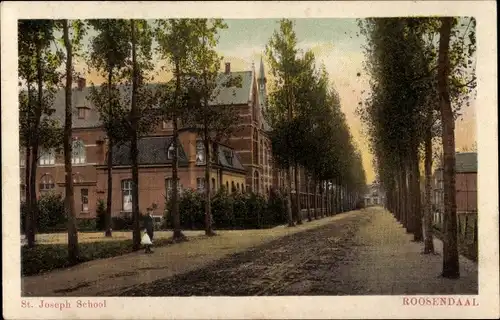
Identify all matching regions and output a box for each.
[265,19,302,227]
[124,19,157,250]
[18,20,62,248]
[437,17,459,278]
[182,19,242,236]
[60,19,86,263]
[87,19,131,237]
[155,19,200,241]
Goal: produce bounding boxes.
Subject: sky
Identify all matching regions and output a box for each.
[76,19,477,184]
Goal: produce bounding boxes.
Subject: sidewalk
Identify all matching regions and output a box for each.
[22,211,363,296]
[339,207,478,294]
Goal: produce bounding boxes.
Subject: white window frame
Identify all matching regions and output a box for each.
[167,144,177,160]
[196,140,205,165]
[39,174,55,192]
[122,179,133,211]
[81,188,89,212]
[72,139,86,164]
[39,149,55,166]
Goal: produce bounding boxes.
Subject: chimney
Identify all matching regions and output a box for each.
[77,77,86,91]
[225,62,231,74]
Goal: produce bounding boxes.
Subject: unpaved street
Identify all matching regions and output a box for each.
[121,209,477,296]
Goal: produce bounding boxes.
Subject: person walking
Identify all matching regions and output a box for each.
[143,208,155,254]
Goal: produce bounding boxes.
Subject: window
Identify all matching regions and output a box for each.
[253,171,259,193]
[165,178,181,196]
[77,107,86,119]
[39,149,55,166]
[211,178,216,191]
[211,143,218,163]
[39,174,55,192]
[197,178,205,193]
[224,150,233,166]
[122,179,132,211]
[167,144,175,159]
[72,139,86,164]
[226,181,229,190]
[237,183,240,191]
[81,188,89,212]
[73,173,84,183]
[196,140,205,165]
[231,181,236,192]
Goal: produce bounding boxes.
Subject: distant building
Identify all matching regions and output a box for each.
[364,181,385,207]
[432,152,478,227]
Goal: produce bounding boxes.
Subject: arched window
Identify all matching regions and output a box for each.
[237,183,240,191]
[72,139,86,164]
[212,178,216,191]
[253,171,259,193]
[39,174,55,193]
[73,173,84,183]
[226,181,229,190]
[231,181,236,193]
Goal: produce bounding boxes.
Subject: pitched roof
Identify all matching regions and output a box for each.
[110,136,188,166]
[44,72,253,129]
[217,144,245,172]
[209,71,253,106]
[455,152,477,173]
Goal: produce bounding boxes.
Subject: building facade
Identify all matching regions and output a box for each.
[432,152,478,228]
[20,60,312,220]
[364,181,385,207]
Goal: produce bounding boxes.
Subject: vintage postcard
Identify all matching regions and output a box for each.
[1,1,498,319]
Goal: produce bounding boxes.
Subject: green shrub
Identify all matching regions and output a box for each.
[95,200,106,231]
[211,187,234,229]
[164,189,205,230]
[23,193,67,233]
[232,192,249,229]
[77,218,96,231]
[266,188,287,226]
[111,215,134,230]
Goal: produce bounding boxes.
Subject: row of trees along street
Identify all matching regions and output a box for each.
[19,19,366,264]
[357,17,476,279]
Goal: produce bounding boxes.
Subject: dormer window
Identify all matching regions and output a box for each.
[196,140,205,165]
[167,143,177,159]
[77,107,86,119]
[224,149,233,166]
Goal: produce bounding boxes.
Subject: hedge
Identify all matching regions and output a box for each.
[21,238,175,276]
[163,187,288,230]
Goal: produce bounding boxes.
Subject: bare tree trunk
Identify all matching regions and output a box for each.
[130,20,141,251]
[438,17,460,278]
[27,40,45,248]
[172,61,185,240]
[105,69,114,238]
[24,84,33,244]
[313,179,318,220]
[306,176,311,222]
[63,20,79,263]
[398,168,407,230]
[203,125,215,236]
[294,163,302,224]
[286,167,295,227]
[423,122,435,253]
[411,148,423,242]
